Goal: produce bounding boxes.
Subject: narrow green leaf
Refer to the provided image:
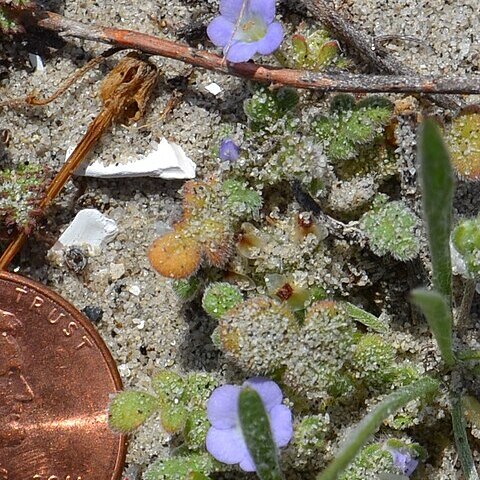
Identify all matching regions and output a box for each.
[458,349,480,362]
[239,387,284,480]
[343,301,390,333]
[317,377,440,480]
[419,119,454,303]
[452,394,480,480]
[410,288,456,368]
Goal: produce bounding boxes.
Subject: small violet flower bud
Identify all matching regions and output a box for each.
[206,377,293,472]
[207,0,284,63]
[219,138,240,162]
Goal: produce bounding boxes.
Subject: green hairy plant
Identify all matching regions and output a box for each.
[312,94,394,162]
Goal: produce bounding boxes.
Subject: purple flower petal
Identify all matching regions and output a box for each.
[255,22,284,55]
[404,458,419,476]
[220,0,244,22]
[239,451,257,472]
[225,41,259,62]
[206,426,248,464]
[219,139,240,161]
[270,404,293,447]
[249,0,277,23]
[207,16,235,47]
[207,385,241,428]
[389,449,419,476]
[244,377,283,411]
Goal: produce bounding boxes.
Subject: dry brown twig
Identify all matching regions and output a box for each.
[0,47,122,108]
[31,10,480,103]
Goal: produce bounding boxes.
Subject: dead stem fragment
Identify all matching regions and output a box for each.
[34,10,480,101]
[0,47,122,109]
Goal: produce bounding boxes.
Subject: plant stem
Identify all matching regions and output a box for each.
[32,11,480,96]
[451,393,480,480]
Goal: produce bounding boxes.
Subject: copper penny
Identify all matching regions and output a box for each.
[0,271,126,480]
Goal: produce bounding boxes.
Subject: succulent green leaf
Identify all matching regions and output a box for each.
[172,277,202,301]
[360,195,420,261]
[410,288,456,368]
[202,282,243,319]
[222,179,262,215]
[419,119,454,303]
[108,390,159,433]
[446,110,480,180]
[343,302,390,333]
[317,377,440,480]
[152,370,186,406]
[292,34,308,60]
[330,94,356,113]
[452,218,480,278]
[161,403,188,433]
[239,387,285,480]
[144,453,218,480]
[452,394,480,480]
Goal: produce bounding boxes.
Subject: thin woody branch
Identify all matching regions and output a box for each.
[35,11,480,97]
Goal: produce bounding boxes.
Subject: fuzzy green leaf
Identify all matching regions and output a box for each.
[410,288,456,368]
[452,394,480,480]
[317,377,440,480]
[419,119,454,303]
[108,390,159,433]
[239,387,284,480]
[343,301,390,333]
[144,453,217,480]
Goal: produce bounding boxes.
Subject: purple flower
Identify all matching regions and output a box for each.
[206,377,293,471]
[388,448,419,476]
[219,138,241,161]
[207,0,284,63]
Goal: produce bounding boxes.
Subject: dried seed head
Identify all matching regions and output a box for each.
[101,53,158,123]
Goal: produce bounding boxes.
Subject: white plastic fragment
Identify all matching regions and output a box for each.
[28,53,45,72]
[71,138,196,179]
[50,209,118,256]
[205,82,222,95]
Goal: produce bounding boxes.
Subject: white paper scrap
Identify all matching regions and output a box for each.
[71,138,196,179]
[51,209,118,256]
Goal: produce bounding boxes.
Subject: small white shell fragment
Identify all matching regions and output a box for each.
[50,209,118,256]
[71,138,196,179]
[28,53,45,72]
[205,82,222,95]
[127,284,141,296]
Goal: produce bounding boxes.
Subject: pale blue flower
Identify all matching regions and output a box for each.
[207,0,284,63]
[206,377,293,471]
